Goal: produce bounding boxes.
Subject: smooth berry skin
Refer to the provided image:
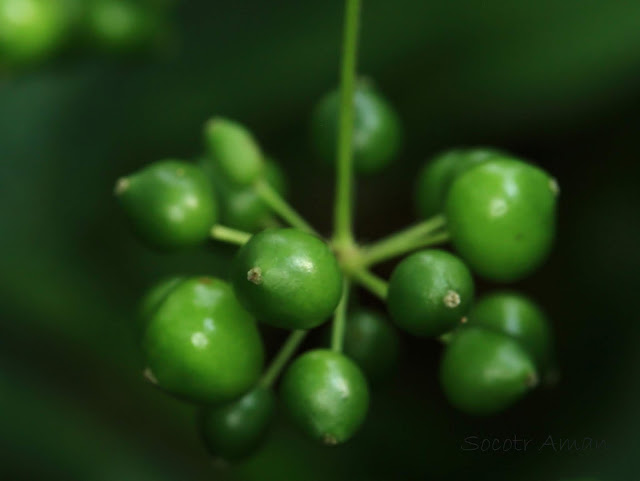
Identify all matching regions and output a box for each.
[468,291,554,371]
[343,309,400,384]
[85,0,161,53]
[115,160,218,250]
[202,159,287,232]
[204,117,264,186]
[415,148,503,219]
[141,277,264,404]
[232,229,343,330]
[136,276,184,340]
[199,387,275,461]
[445,158,558,282]
[280,349,369,445]
[440,327,538,415]
[387,250,474,338]
[311,81,402,174]
[0,0,73,65]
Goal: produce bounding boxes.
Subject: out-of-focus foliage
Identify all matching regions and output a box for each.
[1,0,640,480]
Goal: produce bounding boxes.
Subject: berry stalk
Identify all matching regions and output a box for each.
[258,330,308,389]
[254,179,318,235]
[332,0,361,249]
[330,280,351,352]
[210,225,252,245]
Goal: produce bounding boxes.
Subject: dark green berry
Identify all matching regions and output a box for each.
[141,277,264,404]
[115,160,218,250]
[0,0,74,65]
[85,0,162,53]
[199,387,275,461]
[204,117,264,186]
[387,249,474,338]
[343,309,399,383]
[415,148,503,218]
[311,80,402,174]
[280,349,369,445]
[232,228,343,330]
[468,291,554,371]
[440,327,538,415]
[445,157,558,281]
[136,276,184,340]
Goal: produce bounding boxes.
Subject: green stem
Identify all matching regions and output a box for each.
[210,225,252,245]
[258,330,308,389]
[330,280,350,352]
[351,269,388,300]
[332,0,361,248]
[254,180,318,235]
[360,215,448,266]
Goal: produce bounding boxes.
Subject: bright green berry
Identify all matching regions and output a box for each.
[415,148,503,218]
[204,117,264,186]
[468,291,554,371]
[0,0,74,65]
[280,349,369,445]
[445,157,558,282]
[231,228,343,330]
[387,249,474,338]
[115,160,218,250]
[311,80,402,174]
[343,309,399,383]
[141,277,264,404]
[136,276,184,339]
[199,387,275,461]
[440,327,538,415]
[85,0,162,52]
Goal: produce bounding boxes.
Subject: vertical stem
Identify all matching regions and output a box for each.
[332,0,361,248]
[331,280,350,352]
[258,330,308,389]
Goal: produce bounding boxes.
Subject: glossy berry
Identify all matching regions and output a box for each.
[311,80,402,174]
[204,117,264,186]
[468,291,554,371]
[232,228,343,330]
[202,158,287,232]
[280,349,369,445]
[136,276,184,339]
[0,0,74,65]
[445,157,558,282]
[415,148,503,218]
[387,250,474,338]
[440,327,538,415]
[141,277,264,404]
[343,309,400,383]
[199,387,275,461]
[115,160,218,250]
[85,0,162,52]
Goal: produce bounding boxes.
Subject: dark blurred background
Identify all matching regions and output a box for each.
[1,0,640,480]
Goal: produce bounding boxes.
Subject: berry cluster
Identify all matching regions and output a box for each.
[0,0,170,68]
[115,0,559,463]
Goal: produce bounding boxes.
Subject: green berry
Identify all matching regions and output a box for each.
[440,327,538,415]
[115,160,218,250]
[280,349,369,445]
[85,0,161,52]
[468,291,554,371]
[0,0,73,65]
[232,228,343,330]
[387,249,474,338]
[343,309,399,383]
[141,277,264,404]
[212,159,287,232]
[311,80,402,174]
[199,387,275,461]
[136,276,184,339]
[415,148,503,218]
[445,157,558,281]
[204,117,264,186]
